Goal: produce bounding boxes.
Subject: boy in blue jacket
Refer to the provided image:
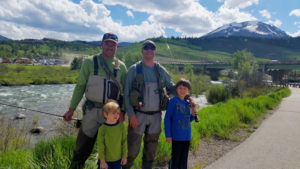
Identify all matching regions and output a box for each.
[164,78,198,169]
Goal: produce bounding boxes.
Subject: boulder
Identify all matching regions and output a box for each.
[30,126,44,134]
[14,113,26,120]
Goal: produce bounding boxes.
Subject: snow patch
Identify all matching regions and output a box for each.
[245,25,269,35]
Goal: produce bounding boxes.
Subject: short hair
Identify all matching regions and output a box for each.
[175,78,191,90]
[102,101,120,117]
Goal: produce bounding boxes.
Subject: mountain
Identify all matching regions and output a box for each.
[0,35,10,40]
[203,21,291,39]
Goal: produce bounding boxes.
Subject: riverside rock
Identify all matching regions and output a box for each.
[14,113,26,120]
[30,126,44,134]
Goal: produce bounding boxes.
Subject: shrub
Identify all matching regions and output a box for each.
[206,84,229,104]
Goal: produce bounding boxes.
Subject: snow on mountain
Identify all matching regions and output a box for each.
[202,21,291,38]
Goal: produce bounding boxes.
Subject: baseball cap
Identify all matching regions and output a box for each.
[142,40,156,49]
[102,33,118,44]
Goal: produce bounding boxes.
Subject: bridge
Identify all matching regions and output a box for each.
[157,60,300,81]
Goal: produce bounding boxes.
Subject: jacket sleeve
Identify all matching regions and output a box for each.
[160,66,176,96]
[69,59,91,109]
[164,99,175,138]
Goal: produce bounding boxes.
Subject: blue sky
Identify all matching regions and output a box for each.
[0,0,299,42]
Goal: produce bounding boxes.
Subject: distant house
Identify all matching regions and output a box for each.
[14,58,32,64]
[0,57,11,63]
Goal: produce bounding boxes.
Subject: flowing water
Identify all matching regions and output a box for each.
[0,84,208,143]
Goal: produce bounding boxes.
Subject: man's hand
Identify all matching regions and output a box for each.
[121,157,127,165]
[119,111,125,122]
[166,137,172,143]
[129,115,138,129]
[63,108,74,121]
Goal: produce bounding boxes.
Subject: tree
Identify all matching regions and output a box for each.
[184,64,194,81]
[71,57,83,70]
[232,50,262,95]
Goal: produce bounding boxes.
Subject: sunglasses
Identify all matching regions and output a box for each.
[103,33,118,41]
[143,45,156,50]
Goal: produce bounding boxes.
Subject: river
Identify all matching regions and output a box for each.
[0,84,208,143]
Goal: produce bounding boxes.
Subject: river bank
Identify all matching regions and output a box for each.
[0,64,78,86]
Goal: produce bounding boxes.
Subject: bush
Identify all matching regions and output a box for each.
[206,84,229,104]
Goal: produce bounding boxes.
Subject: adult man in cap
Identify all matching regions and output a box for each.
[123,40,196,169]
[64,33,127,169]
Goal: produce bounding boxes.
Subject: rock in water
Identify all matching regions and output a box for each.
[30,126,44,134]
[14,113,26,120]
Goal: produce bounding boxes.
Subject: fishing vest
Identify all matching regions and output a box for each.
[130,61,169,112]
[85,55,122,107]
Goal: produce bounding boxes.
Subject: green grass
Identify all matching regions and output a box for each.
[0,87,291,168]
[0,64,79,86]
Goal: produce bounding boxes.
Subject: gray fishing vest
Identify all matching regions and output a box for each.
[85,55,121,105]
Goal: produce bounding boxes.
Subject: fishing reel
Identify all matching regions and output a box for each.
[75,119,82,128]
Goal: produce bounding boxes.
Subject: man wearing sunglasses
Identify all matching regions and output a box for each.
[124,40,196,169]
[64,33,127,169]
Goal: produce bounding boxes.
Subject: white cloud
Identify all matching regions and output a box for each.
[259,10,271,19]
[0,0,163,41]
[266,19,282,27]
[102,0,258,37]
[218,0,259,9]
[0,0,260,41]
[215,6,257,26]
[289,9,300,16]
[126,10,134,18]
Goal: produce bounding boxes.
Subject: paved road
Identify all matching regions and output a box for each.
[204,87,300,169]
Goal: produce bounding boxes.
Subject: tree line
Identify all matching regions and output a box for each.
[0,39,101,60]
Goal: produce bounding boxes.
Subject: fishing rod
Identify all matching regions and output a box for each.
[0,102,79,121]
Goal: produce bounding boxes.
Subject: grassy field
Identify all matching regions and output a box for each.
[0,64,79,86]
[0,87,290,169]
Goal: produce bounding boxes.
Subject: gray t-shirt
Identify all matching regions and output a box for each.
[124,61,176,119]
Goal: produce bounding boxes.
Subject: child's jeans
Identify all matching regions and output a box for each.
[98,159,122,169]
[169,140,190,169]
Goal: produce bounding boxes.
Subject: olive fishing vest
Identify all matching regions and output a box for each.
[130,61,169,112]
[85,55,122,106]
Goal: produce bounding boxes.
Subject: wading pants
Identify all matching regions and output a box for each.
[123,112,161,169]
[69,128,98,169]
[69,107,105,169]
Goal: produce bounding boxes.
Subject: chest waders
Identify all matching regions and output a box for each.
[129,61,169,113]
[84,55,122,113]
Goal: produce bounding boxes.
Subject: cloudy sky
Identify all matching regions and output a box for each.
[0,0,299,42]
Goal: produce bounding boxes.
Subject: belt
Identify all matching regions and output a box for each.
[135,110,161,115]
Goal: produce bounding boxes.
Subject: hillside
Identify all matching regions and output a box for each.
[1,36,300,66]
[120,36,300,65]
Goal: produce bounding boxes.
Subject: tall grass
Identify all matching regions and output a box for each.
[0,64,79,86]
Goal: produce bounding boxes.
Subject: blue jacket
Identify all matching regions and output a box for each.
[164,96,194,141]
